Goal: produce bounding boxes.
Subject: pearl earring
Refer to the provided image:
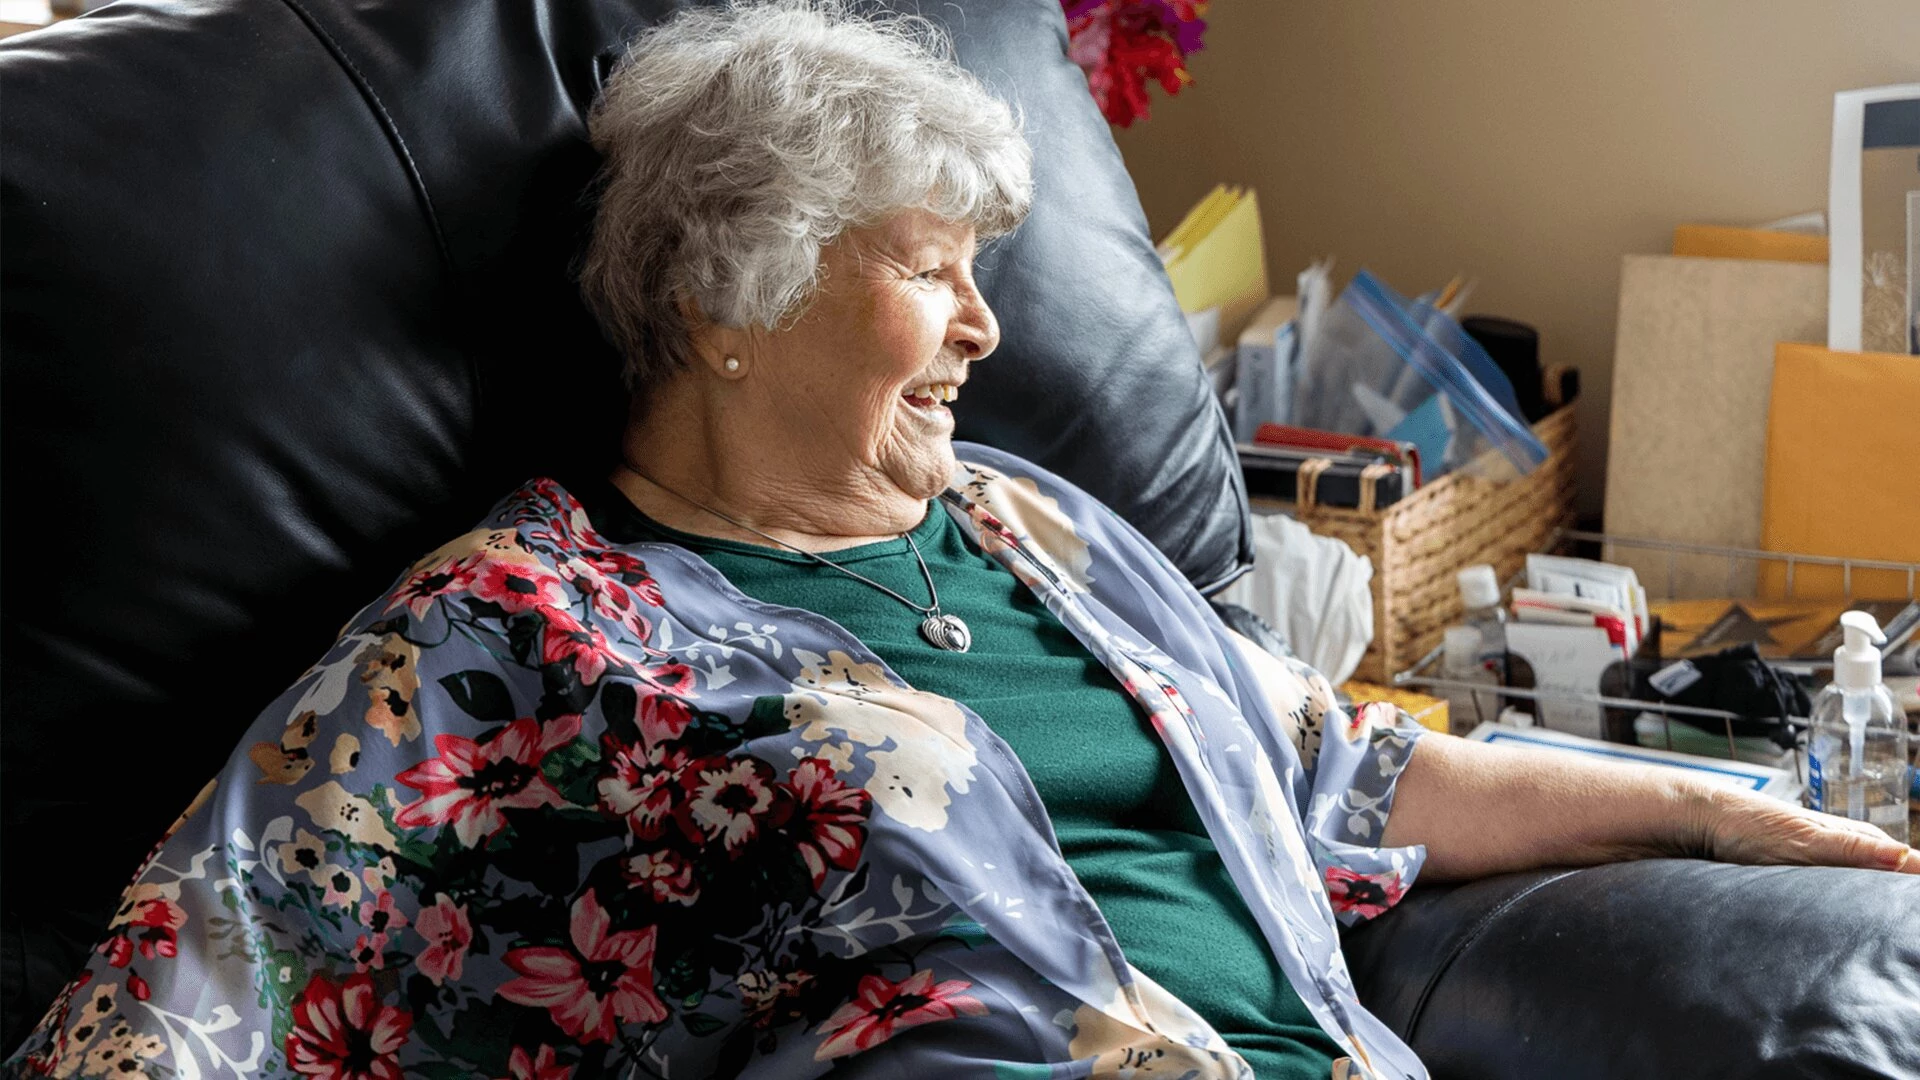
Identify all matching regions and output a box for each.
[723,356,741,373]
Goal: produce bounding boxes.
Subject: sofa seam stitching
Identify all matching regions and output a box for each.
[273,0,455,273]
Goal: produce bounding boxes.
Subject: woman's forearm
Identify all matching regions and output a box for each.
[1378,732,1716,881]
[1381,732,1916,881]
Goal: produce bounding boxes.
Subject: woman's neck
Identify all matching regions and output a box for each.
[612,390,930,553]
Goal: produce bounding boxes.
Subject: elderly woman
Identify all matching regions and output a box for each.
[12,3,1913,1079]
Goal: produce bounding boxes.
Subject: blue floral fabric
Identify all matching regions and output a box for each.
[9,443,1427,1079]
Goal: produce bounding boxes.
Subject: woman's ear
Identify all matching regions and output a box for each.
[677,293,750,380]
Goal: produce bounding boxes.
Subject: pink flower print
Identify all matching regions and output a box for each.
[621,848,700,906]
[497,890,666,1044]
[781,758,871,888]
[469,560,569,615]
[386,554,481,620]
[394,716,580,847]
[284,972,412,1080]
[413,894,473,987]
[675,756,790,856]
[1324,865,1407,920]
[352,933,387,973]
[813,969,987,1061]
[539,607,623,685]
[499,1044,572,1080]
[596,739,688,840]
[359,891,408,939]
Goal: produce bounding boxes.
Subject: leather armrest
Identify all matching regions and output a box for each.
[1210,599,1292,660]
[1341,858,1920,1079]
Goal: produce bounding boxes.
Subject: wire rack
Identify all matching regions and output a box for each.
[1393,531,1920,785]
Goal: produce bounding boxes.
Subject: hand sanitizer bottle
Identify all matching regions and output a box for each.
[1807,611,1911,843]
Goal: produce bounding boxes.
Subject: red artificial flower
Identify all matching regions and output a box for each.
[394,716,581,847]
[1324,865,1406,920]
[813,970,988,1061]
[675,756,791,856]
[413,894,473,987]
[782,758,871,888]
[127,973,151,1002]
[470,560,569,615]
[284,972,413,1080]
[621,848,701,906]
[386,555,482,620]
[1063,0,1208,127]
[597,740,690,840]
[499,1044,572,1080]
[497,890,667,1044]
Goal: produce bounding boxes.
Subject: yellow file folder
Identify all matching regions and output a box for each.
[1159,185,1269,347]
[1671,224,1828,264]
[1760,342,1920,598]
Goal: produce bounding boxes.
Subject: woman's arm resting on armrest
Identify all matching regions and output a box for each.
[1379,731,1919,882]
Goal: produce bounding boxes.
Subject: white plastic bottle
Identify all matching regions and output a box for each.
[1807,611,1911,843]
[1456,564,1509,682]
[1442,625,1502,735]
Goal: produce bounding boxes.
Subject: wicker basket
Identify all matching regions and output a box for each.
[1259,407,1577,684]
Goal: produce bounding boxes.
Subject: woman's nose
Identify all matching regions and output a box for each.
[949,281,1000,362]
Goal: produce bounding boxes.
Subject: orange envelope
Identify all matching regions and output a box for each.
[1672,224,1828,264]
[1760,342,1920,598]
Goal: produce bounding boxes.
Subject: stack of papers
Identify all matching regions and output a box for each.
[1157,184,1269,351]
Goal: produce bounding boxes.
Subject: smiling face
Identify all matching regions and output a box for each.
[707,209,1001,506]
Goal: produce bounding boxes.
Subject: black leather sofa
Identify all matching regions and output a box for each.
[3,1,1916,1075]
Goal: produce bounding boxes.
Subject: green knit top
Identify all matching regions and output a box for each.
[584,482,1343,1078]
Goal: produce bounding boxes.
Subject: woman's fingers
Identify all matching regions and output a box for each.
[1714,797,1915,872]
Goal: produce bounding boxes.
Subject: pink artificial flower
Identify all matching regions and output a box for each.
[497,891,667,1044]
[394,716,580,847]
[413,894,473,987]
[813,970,988,1061]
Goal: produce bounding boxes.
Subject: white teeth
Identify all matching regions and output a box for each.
[906,383,959,404]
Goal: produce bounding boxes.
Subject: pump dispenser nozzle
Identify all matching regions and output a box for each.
[1835,610,1888,692]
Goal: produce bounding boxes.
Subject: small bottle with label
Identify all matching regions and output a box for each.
[1442,625,1502,735]
[1807,611,1911,843]
[1455,564,1509,683]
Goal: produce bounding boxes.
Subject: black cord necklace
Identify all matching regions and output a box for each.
[618,466,972,653]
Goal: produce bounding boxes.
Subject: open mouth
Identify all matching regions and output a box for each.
[901,382,960,410]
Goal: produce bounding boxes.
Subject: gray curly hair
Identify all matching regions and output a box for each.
[579,0,1035,394]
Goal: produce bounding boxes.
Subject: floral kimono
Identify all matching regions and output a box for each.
[10,443,1428,1080]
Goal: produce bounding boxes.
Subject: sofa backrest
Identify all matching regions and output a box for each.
[0,0,1246,953]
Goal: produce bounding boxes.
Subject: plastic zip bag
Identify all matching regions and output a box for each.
[1344,271,1546,478]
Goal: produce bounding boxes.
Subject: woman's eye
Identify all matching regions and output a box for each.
[915,268,941,282]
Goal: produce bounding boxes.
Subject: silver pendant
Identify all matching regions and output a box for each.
[919,612,972,652]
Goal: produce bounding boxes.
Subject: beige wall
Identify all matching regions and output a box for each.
[1114,1,1920,519]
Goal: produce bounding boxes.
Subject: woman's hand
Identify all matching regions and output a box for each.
[1691,786,1918,873]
